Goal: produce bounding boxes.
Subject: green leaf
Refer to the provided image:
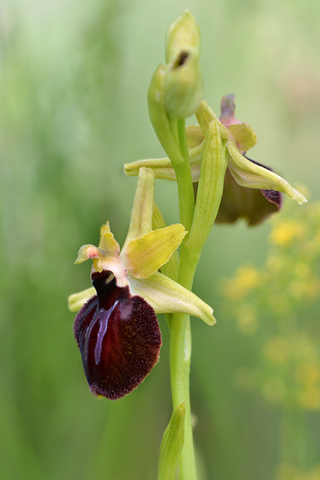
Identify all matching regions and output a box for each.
[158,403,186,480]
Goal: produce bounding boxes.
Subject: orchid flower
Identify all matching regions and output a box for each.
[124,96,306,226]
[68,168,215,400]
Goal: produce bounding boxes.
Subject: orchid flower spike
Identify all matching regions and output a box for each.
[125,97,307,226]
[68,168,215,400]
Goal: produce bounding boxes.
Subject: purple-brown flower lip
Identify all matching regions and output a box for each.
[73,270,162,400]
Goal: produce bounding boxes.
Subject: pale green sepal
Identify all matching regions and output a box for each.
[227,141,307,204]
[187,121,228,254]
[98,221,120,254]
[152,203,179,282]
[148,65,183,165]
[68,287,96,312]
[165,10,200,63]
[125,224,187,279]
[129,271,216,325]
[227,122,257,151]
[122,167,156,252]
[157,403,186,480]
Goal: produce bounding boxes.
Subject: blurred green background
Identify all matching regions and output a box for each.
[1,0,319,479]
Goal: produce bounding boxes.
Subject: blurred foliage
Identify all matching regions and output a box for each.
[0,0,319,479]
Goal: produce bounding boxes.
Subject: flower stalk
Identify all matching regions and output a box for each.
[68,9,307,480]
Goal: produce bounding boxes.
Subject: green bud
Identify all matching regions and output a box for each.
[163,10,202,118]
[164,52,202,118]
[165,10,200,63]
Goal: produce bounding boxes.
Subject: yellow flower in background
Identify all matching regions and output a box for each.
[269,219,306,247]
[221,264,261,300]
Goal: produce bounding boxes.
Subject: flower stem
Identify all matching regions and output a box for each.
[169,119,200,479]
[170,246,199,480]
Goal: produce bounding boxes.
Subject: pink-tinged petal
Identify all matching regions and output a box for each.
[73,271,162,400]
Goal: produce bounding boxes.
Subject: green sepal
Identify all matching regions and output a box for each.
[157,403,186,480]
[129,271,216,325]
[124,224,187,279]
[68,287,95,312]
[227,141,307,204]
[122,167,155,251]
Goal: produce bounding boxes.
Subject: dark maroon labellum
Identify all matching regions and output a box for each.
[73,271,162,400]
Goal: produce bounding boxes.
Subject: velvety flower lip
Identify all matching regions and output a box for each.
[74,270,161,400]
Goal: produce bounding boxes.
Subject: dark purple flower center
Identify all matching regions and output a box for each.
[73,271,162,400]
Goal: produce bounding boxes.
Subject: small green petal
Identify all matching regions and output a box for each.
[227,141,307,204]
[98,221,120,254]
[68,287,95,312]
[125,224,187,279]
[158,403,186,480]
[129,271,216,325]
[227,122,257,151]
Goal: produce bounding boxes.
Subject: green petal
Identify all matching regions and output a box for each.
[98,221,120,254]
[227,141,307,204]
[125,224,187,279]
[68,287,95,312]
[129,271,216,325]
[227,122,257,151]
[158,403,186,480]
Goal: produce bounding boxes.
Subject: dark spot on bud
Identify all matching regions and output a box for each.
[173,50,189,69]
[73,271,162,400]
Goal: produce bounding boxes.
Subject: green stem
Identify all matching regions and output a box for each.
[169,120,200,479]
[170,247,199,480]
